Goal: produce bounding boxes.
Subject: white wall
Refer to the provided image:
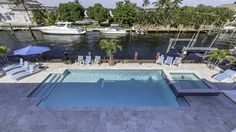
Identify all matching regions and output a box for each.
[0,3,33,26]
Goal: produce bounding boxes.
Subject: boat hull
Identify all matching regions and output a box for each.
[40,29,86,35]
[100,29,126,34]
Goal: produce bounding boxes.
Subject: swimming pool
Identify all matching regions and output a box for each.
[30,70,188,108]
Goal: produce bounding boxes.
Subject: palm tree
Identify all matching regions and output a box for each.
[173,0,183,6]
[142,0,150,7]
[208,50,235,69]
[44,10,58,25]
[9,0,33,24]
[99,39,122,65]
[152,0,171,8]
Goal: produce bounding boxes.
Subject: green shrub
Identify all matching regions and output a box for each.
[0,45,9,54]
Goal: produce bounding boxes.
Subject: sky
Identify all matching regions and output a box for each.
[37,0,235,8]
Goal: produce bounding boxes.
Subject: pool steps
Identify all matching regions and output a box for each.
[39,75,61,98]
[43,75,66,101]
[29,74,57,97]
[29,71,71,100]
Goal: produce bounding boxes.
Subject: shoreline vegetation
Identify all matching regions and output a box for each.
[0,0,234,33]
[29,0,234,30]
[0,26,218,33]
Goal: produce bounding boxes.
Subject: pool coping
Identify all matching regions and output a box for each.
[28,69,193,109]
[164,71,220,96]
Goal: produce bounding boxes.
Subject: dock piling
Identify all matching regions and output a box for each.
[8,23,16,38]
[28,25,37,41]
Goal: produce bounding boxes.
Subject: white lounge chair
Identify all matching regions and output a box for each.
[75,55,84,65]
[156,55,164,65]
[3,58,23,71]
[6,61,29,75]
[173,57,182,67]
[165,56,173,66]
[93,56,101,65]
[11,65,42,80]
[213,69,236,82]
[85,56,92,65]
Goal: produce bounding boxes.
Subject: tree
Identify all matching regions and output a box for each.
[99,39,122,61]
[44,10,58,25]
[112,1,139,27]
[58,2,84,22]
[142,0,150,7]
[208,50,235,69]
[87,3,109,24]
[32,9,58,25]
[32,9,45,24]
[152,0,182,8]
[153,0,172,8]
[9,0,33,23]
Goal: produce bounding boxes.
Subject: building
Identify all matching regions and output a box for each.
[219,4,236,22]
[219,4,236,11]
[0,0,43,26]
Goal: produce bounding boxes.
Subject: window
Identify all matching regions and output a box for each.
[24,16,28,22]
[0,13,6,21]
[5,15,12,20]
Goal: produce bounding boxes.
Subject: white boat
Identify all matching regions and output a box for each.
[135,29,148,35]
[100,24,126,34]
[39,22,86,35]
[223,23,236,30]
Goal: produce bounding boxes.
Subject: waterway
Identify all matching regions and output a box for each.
[0,31,220,60]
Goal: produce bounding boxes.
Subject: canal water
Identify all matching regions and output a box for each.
[0,31,218,60]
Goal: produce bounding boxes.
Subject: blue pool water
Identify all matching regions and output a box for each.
[31,70,188,108]
[170,73,210,89]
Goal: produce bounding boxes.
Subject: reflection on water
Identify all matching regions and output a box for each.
[0,30,217,59]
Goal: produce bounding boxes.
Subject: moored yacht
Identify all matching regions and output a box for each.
[39,22,86,35]
[223,23,236,30]
[100,24,126,34]
[135,29,148,35]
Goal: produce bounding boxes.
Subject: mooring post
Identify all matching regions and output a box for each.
[181,50,187,59]
[8,23,16,37]
[28,25,37,41]
[166,39,172,54]
[156,52,160,60]
[1,26,6,34]
[134,52,138,60]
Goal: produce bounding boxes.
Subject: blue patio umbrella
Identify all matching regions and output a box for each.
[13,45,50,56]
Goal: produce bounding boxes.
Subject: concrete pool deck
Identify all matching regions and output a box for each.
[0,63,236,131]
